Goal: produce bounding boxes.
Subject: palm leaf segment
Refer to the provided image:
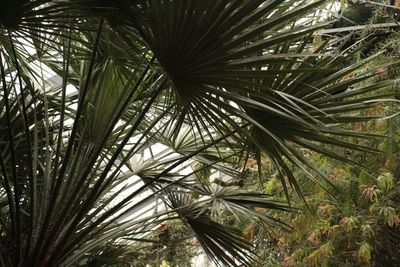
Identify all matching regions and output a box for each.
[167,191,255,267]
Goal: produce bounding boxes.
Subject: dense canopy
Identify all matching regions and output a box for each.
[0,1,397,266]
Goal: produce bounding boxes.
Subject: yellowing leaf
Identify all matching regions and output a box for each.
[340,216,358,232]
[361,224,374,238]
[318,204,336,216]
[357,242,372,263]
[377,172,394,191]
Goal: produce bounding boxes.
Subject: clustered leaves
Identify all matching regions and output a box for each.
[251,114,400,266]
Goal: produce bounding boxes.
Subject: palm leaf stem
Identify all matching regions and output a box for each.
[26,17,105,267]
[8,31,37,259]
[0,45,22,265]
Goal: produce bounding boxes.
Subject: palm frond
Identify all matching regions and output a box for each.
[167,191,256,267]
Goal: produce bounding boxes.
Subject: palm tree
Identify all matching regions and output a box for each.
[0,1,394,266]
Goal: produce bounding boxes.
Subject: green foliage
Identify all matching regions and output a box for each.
[0,1,397,266]
[102,220,198,267]
[264,158,400,267]
[248,28,400,266]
